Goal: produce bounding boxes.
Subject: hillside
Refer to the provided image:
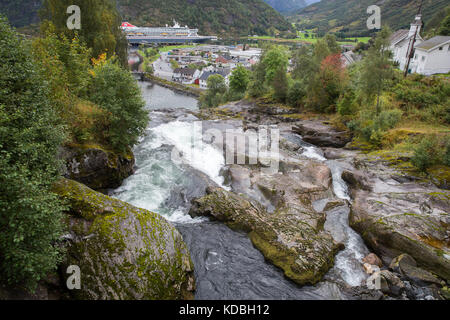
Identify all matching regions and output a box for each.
[0,0,41,28]
[0,0,293,37]
[291,0,450,36]
[117,0,293,36]
[264,0,307,13]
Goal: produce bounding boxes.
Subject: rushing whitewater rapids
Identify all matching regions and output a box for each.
[111,82,371,299]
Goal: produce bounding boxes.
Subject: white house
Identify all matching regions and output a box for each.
[390,14,424,73]
[199,68,231,89]
[172,67,201,84]
[413,36,450,75]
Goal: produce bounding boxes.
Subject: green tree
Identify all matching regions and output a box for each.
[199,74,227,108]
[261,45,289,85]
[272,66,289,103]
[359,27,393,115]
[292,46,318,83]
[0,16,66,289]
[287,80,306,108]
[40,0,128,66]
[438,14,450,35]
[88,59,149,152]
[248,60,267,98]
[313,38,331,64]
[307,53,348,113]
[324,34,341,54]
[337,89,358,116]
[229,65,250,96]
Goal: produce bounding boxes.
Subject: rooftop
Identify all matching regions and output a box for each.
[390,29,409,45]
[415,36,450,51]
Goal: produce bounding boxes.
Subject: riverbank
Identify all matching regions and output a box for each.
[142,74,202,97]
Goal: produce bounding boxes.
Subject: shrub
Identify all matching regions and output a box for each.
[229,65,250,95]
[0,16,66,289]
[411,135,450,171]
[287,80,306,108]
[337,90,358,116]
[199,74,227,108]
[88,59,149,153]
[350,109,402,146]
[411,137,439,171]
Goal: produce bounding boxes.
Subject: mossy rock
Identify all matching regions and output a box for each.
[53,179,195,300]
[60,144,135,191]
[428,165,450,190]
[189,187,340,286]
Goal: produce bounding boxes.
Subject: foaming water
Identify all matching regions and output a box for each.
[296,138,368,287]
[113,121,227,223]
[152,121,227,188]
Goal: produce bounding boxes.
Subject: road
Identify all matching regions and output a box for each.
[153,52,174,81]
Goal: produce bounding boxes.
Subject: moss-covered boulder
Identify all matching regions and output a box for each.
[189,187,341,286]
[60,144,135,191]
[53,178,195,300]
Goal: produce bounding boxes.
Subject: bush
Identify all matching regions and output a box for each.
[88,59,149,153]
[376,109,403,131]
[411,137,439,171]
[411,135,450,171]
[337,90,358,116]
[229,65,250,95]
[199,74,227,108]
[350,109,402,145]
[287,80,306,108]
[0,16,66,289]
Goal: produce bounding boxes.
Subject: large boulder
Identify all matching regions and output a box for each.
[292,120,351,148]
[60,144,135,191]
[350,189,450,281]
[53,178,195,300]
[390,254,442,286]
[189,186,341,286]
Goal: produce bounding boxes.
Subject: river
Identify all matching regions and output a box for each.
[111,81,370,300]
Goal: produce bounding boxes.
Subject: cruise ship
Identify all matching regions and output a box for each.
[121,21,217,45]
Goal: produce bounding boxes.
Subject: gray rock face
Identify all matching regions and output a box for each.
[346,158,450,281]
[60,145,135,191]
[189,159,343,286]
[390,254,442,286]
[53,178,195,300]
[293,120,351,148]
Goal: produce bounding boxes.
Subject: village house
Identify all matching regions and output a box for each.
[172,67,201,84]
[390,14,424,73]
[215,56,230,65]
[341,51,361,68]
[199,68,231,89]
[413,36,450,75]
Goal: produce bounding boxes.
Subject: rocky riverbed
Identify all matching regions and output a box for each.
[5,83,447,300]
[190,99,450,300]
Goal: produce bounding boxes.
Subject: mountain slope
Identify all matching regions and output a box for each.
[292,0,450,36]
[118,0,293,36]
[264,0,307,13]
[0,0,293,36]
[0,0,41,28]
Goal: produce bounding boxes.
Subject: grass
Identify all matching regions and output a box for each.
[246,34,371,46]
[158,44,198,52]
[394,120,450,134]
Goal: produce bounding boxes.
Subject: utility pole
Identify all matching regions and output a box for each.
[404,0,424,77]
